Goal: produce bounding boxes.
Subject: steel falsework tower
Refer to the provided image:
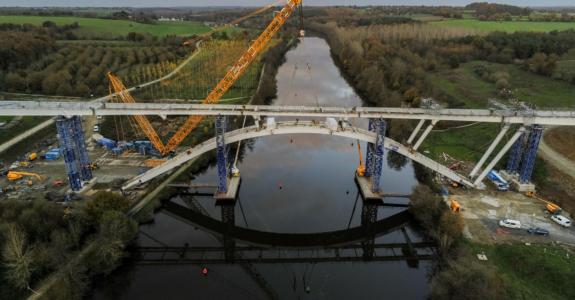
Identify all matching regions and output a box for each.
[56,116,92,191]
[215,115,229,194]
[366,119,387,193]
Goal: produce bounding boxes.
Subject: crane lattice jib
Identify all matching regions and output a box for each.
[163,0,303,155]
[107,73,166,154]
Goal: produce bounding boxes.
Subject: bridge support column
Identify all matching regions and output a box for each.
[469,125,510,179]
[215,115,228,194]
[72,116,93,181]
[407,119,425,146]
[363,119,386,194]
[56,116,92,192]
[474,127,526,187]
[361,202,377,260]
[506,131,527,175]
[518,125,543,184]
[370,119,387,193]
[413,120,438,151]
[220,203,236,262]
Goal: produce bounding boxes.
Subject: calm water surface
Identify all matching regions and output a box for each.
[91,37,430,300]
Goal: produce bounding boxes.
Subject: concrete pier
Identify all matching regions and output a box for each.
[355,173,382,201]
[214,176,241,201]
[500,171,536,192]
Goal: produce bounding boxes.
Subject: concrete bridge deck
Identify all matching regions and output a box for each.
[2,101,575,125]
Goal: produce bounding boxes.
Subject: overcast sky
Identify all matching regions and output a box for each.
[0,1,573,8]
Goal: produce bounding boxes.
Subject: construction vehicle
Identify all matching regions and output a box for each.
[356,140,365,177]
[7,171,43,186]
[28,152,37,161]
[108,0,304,156]
[450,198,461,213]
[231,167,241,177]
[52,180,64,188]
[89,162,99,170]
[525,191,562,215]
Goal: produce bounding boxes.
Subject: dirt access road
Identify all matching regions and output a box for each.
[539,130,575,179]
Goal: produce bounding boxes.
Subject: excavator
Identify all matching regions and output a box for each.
[108,0,304,157]
[7,171,43,186]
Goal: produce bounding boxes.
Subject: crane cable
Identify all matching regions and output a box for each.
[232,115,248,169]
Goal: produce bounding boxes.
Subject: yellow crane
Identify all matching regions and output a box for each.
[107,73,167,155]
[163,0,303,155]
[107,0,303,156]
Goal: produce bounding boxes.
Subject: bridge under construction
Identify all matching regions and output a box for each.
[1,0,574,201]
[2,100,575,200]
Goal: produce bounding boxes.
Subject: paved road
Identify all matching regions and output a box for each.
[0,46,202,155]
[539,129,575,179]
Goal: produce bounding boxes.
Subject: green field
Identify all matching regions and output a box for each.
[431,61,575,108]
[424,60,575,162]
[0,16,211,38]
[432,19,575,32]
[422,123,503,162]
[467,243,575,299]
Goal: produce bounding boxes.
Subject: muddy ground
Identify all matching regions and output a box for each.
[452,190,575,246]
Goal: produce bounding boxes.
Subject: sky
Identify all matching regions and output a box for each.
[0,1,573,8]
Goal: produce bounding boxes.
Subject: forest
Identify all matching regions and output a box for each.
[0,192,137,299]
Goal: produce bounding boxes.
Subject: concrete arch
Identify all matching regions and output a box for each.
[123,120,473,190]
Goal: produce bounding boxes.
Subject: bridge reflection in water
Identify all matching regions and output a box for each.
[135,196,436,269]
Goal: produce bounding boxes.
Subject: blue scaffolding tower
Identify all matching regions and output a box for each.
[56,116,93,191]
[72,116,93,181]
[215,115,228,194]
[365,119,376,178]
[57,117,82,191]
[506,131,526,174]
[365,119,387,193]
[519,125,543,183]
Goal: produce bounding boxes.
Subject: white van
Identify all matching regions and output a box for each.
[551,215,572,227]
[499,219,521,229]
[93,125,100,132]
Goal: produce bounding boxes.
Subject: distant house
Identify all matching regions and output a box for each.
[158,16,183,22]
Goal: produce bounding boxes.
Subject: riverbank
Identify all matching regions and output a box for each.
[310,21,575,299]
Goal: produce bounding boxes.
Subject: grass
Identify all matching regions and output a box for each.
[0,117,48,145]
[0,16,211,38]
[425,60,575,163]
[466,242,575,299]
[421,123,503,162]
[432,61,575,109]
[431,19,575,32]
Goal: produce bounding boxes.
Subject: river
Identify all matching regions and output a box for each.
[91,37,431,300]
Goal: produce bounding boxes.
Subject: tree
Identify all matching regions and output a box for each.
[75,82,91,97]
[42,73,61,94]
[84,192,131,223]
[2,224,35,290]
[4,73,26,91]
[56,82,73,96]
[99,211,137,243]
